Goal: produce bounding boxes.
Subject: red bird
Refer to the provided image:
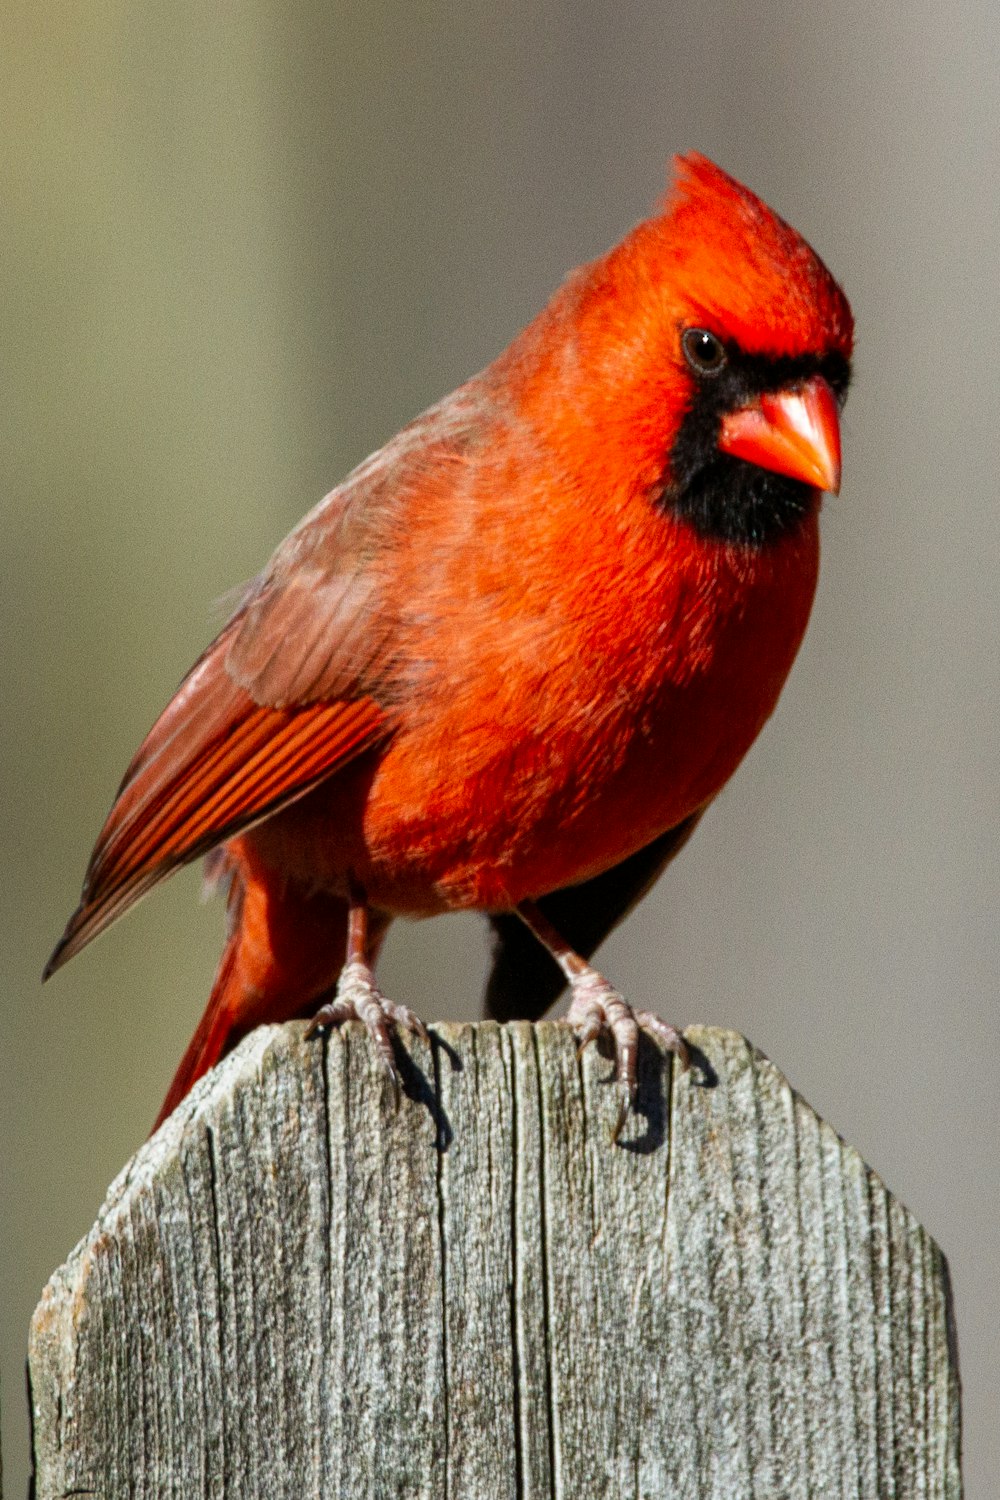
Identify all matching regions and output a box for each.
[47,155,852,1133]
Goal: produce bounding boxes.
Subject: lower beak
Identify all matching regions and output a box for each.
[717,373,842,494]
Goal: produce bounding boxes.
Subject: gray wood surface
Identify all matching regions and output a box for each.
[29,1022,961,1498]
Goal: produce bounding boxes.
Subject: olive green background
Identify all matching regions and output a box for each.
[3,3,997,1494]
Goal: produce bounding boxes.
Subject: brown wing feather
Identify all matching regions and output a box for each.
[45,620,388,976]
[114,610,254,793]
[46,386,488,978]
[226,387,484,704]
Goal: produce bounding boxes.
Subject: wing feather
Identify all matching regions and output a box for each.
[47,385,489,978]
[45,632,388,977]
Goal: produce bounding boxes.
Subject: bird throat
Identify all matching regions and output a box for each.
[661,348,849,549]
[665,452,819,549]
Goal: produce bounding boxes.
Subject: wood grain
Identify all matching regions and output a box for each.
[29,1022,962,1498]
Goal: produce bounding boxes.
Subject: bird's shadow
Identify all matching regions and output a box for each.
[684,1039,718,1089]
[616,1034,718,1154]
[393,1027,716,1156]
[395,1028,462,1152]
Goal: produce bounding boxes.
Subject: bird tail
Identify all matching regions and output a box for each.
[150,868,368,1136]
[152,928,244,1135]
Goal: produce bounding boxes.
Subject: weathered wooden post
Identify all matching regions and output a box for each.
[28,1021,961,1497]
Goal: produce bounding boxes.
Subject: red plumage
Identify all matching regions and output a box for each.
[47,155,853,1130]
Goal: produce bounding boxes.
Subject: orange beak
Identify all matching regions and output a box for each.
[717,373,842,494]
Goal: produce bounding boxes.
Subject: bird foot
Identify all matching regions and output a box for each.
[305,959,429,1097]
[562,969,689,1139]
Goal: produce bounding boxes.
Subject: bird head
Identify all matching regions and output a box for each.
[513,154,854,550]
[655,153,853,546]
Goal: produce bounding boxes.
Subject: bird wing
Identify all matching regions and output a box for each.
[45,613,389,975]
[46,390,487,977]
[483,811,705,1023]
[225,387,483,706]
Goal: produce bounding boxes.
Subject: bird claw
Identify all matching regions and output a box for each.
[561,970,687,1139]
[633,1009,690,1071]
[306,960,429,1102]
[611,1082,633,1146]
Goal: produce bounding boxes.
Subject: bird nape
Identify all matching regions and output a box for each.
[46,153,853,1136]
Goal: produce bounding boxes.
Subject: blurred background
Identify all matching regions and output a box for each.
[2,1,997,1492]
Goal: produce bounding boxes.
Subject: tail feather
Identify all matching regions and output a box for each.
[150,871,365,1134]
[151,931,243,1135]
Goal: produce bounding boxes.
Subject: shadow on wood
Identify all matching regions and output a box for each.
[28,1022,962,1498]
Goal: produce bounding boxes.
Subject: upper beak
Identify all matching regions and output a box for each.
[717,373,842,494]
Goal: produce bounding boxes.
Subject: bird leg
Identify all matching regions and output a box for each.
[516,899,689,1133]
[306,883,428,1094]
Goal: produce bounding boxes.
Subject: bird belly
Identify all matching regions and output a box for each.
[354,655,780,910]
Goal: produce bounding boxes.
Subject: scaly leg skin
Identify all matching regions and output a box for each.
[305,887,428,1099]
[517,900,689,1140]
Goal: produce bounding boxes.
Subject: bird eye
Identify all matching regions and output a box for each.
[682,327,727,376]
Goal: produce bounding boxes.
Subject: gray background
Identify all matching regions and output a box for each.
[2,2,996,1494]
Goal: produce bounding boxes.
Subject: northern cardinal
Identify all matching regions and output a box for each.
[46,155,852,1133]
